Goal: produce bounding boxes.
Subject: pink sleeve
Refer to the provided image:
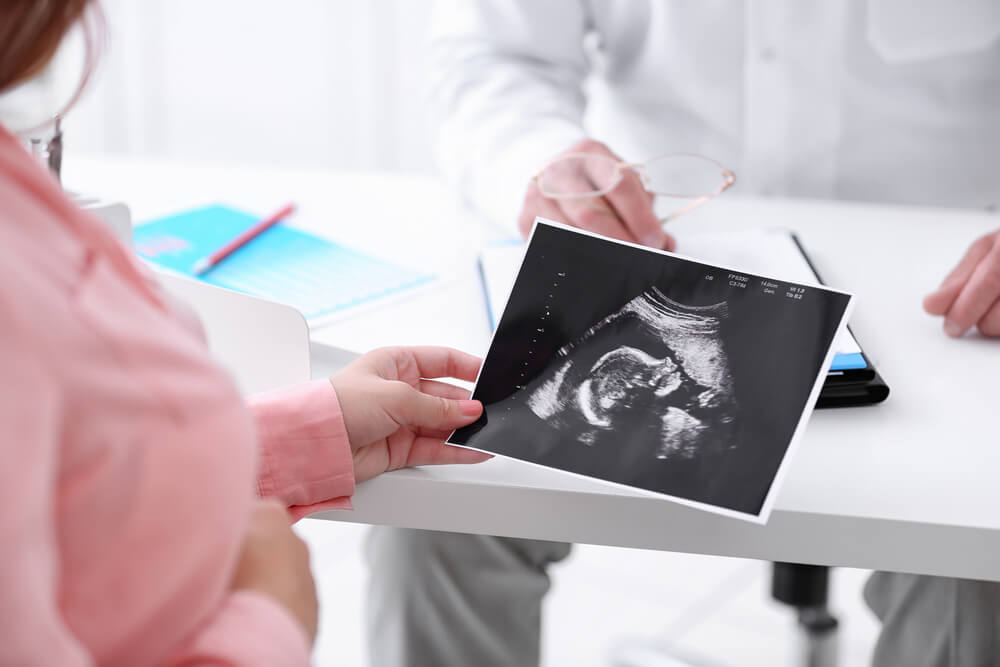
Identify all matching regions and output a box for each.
[166,591,311,666]
[248,380,356,519]
[0,351,315,665]
[0,316,91,665]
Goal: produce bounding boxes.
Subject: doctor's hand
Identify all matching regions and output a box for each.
[924,228,1000,337]
[517,139,676,251]
[330,346,490,484]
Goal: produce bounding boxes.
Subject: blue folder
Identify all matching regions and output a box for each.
[134,204,435,322]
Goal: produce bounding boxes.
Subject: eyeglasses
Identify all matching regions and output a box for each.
[535,152,735,225]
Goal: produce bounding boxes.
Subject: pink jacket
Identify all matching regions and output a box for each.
[0,124,355,665]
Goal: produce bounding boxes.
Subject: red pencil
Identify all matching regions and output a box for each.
[192,203,296,275]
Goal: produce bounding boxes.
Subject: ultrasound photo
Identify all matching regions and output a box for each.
[451,220,852,520]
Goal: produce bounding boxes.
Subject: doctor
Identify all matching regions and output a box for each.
[366,2,1000,666]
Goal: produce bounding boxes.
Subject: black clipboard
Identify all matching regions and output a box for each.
[791,235,890,408]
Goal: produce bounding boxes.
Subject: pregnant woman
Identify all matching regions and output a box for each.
[0,2,487,664]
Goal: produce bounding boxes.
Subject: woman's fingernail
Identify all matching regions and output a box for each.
[944,321,966,338]
[460,400,482,416]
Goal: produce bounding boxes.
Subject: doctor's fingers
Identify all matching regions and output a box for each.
[518,181,567,238]
[532,160,641,243]
[603,168,673,250]
[924,233,995,316]
[556,194,641,244]
[943,242,1000,337]
[974,298,1000,337]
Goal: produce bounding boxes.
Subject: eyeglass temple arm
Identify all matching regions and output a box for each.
[657,169,735,227]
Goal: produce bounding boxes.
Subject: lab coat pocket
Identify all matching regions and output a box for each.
[868,0,1000,63]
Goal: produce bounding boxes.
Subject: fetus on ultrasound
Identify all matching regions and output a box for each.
[526,288,737,466]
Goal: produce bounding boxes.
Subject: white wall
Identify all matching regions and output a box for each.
[6,0,436,173]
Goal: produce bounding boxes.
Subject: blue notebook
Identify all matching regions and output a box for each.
[134,204,435,322]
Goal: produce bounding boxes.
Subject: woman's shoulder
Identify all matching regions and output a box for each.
[0,137,98,372]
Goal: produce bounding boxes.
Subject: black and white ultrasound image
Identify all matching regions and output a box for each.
[451,223,851,517]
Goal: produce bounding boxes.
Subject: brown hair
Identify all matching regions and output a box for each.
[0,0,102,104]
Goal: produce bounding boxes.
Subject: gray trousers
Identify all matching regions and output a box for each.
[366,527,1000,667]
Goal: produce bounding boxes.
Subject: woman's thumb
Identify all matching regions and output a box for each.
[393,386,482,429]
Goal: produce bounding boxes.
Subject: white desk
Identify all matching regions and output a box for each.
[66,157,1000,581]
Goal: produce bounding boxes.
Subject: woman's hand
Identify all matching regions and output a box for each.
[229,500,319,644]
[924,228,1000,337]
[330,346,491,484]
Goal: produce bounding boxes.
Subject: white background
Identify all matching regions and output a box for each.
[2,0,435,173]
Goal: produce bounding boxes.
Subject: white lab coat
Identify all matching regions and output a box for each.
[427,0,1000,230]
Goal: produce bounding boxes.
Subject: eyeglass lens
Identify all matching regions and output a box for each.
[539,153,730,199]
[639,154,730,197]
[536,154,623,198]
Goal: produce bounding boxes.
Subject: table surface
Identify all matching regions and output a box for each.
[65,156,1000,581]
